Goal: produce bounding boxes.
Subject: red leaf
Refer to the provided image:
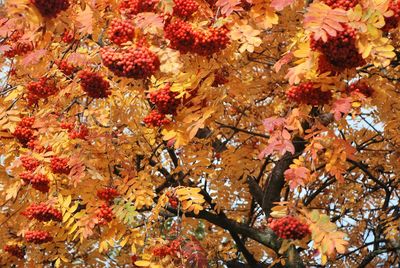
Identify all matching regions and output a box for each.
[21,49,47,66]
[331,97,352,121]
[259,131,295,159]
[215,0,243,16]
[135,12,164,32]
[76,7,93,34]
[284,166,309,190]
[274,52,294,72]
[182,237,208,268]
[0,45,11,53]
[271,0,295,11]
[262,116,286,133]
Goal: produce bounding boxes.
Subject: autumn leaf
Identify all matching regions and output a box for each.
[304,3,348,42]
[284,166,309,190]
[216,0,243,16]
[230,23,262,53]
[270,0,295,11]
[135,13,164,34]
[274,52,294,72]
[76,6,93,34]
[259,130,295,159]
[262,116,286,133]
[331,97,352,121]
[302,210,349,263]
[21,49,46,65]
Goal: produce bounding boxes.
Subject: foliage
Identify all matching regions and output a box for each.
[0,0,400,267]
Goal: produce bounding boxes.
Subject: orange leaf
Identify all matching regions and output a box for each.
[304,3,348,42]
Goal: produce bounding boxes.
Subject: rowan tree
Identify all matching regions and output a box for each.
[0,0,399,267]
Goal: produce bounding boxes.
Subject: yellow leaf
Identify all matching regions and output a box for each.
[135,261,151,267]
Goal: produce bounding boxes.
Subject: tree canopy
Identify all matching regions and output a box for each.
[0,0,399,267]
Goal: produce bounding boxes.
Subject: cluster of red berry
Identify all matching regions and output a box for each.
[20,155,40,171]
[268,216,311,240]
[70,125,89,139]
[3,245,25,259]
[96,203,114,225]
[287,82,332,105]
[321,0,359,10]
[56,59,76,76]
[164,19,229,56]
[50,156,71,175]
[101,46,160,79]
[383,0,400,31]
[97,188,119,202]
[346,81,374,97]
[25,230,53,244]
[143,110,171,127]
[173,0,199,18]
[21,203,62,222]
[30,0,70,18]
[78,70,111,99]
[61,122,89,140]
[108,19,135,45]
[152,239,182,258]
[13,117,36,147]
[61,29,75,43]
[26,77,59,105]
[149,84,180,115]
[164,19,195,53]
[166,192,179,208]
[3,31,34,58]
[20,172,50,193]
[311,26,365,72]
[118,0,158,18]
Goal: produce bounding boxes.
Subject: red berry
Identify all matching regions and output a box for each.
[69,125,89,140]
[96,203,114,225]
[3,245,25,259]
[97,188,119,202]
[25,230,53,244]
[20,172,50,193]
[166,192,179,208]
[56,59,76,76]
[101,45,160,79]
[13,117,36,146]
[173,0,199,18]
[143,110,171,127]
[26,77,59,105]
[78,70,111,99]
[321,0,359,10]
[164,19,196,54]
[193,27,230,56]
[21,203,62,222]
[30,0,70,18]
[149,84,180,115]
[346,81,374,97]
[61,29,75,43]
[108,19,135,45]
[20,155,40,171]
[287,82,332,105]
[268,216,311,240]
[60,121,74,131]
[3,31,34,58]
[310,26,365,72]
[164,19,229,55]
[152,239,182,258]
[119,0,158,18]
[50,156,71,175]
